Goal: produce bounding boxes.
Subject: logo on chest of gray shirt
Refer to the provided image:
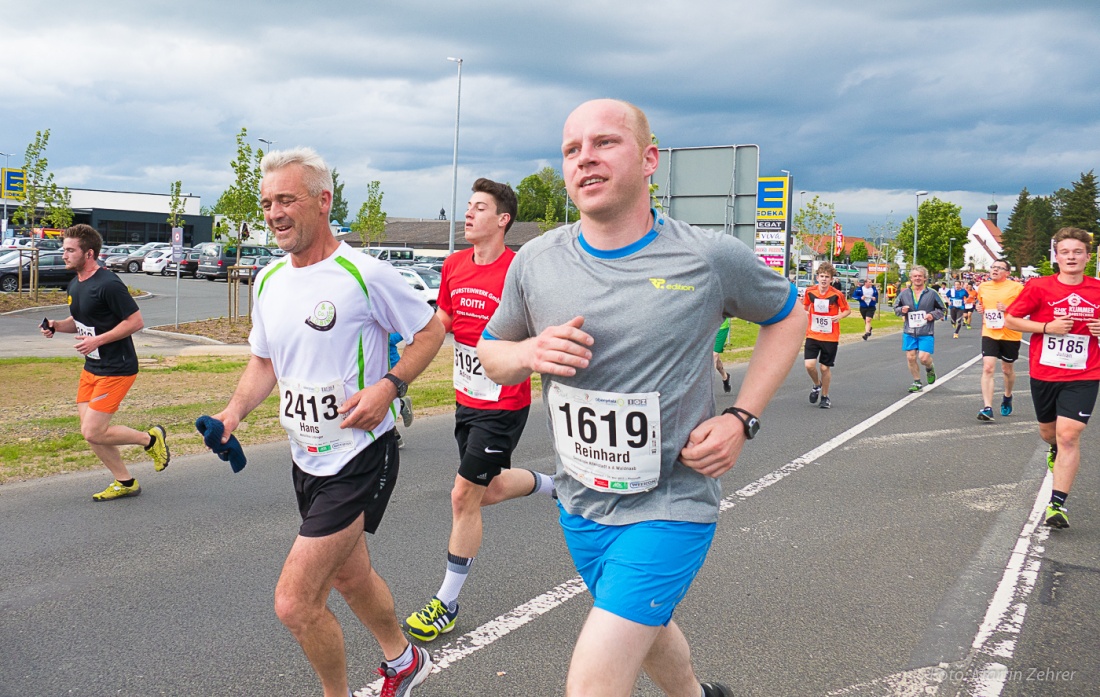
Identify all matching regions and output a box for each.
[305,301,337,331]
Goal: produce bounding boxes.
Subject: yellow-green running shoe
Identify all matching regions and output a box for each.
[146,425,170,472]
[1044,505,1069,529]
[406,597,458,641]
[1047,443,1057,472]
[93,479,141,501]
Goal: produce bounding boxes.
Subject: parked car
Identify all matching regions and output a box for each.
[116,242,171,273]
[142,249,173,275]
[366,247,416,263]
[796,278,813,299]
[237,255,276,284]
[1,237,61,250]
[196,244,274,281]
[396,266,441,308]
[165,250,202,278]
[0,252,77,292]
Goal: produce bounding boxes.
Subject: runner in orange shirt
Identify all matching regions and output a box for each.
[974,261,1024,420]
[804,262,851,409]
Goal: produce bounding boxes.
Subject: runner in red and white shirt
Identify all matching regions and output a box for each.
[405,178,556,641]
[1006,227,1100,529]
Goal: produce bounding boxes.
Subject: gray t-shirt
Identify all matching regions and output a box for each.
[484,212,795,525]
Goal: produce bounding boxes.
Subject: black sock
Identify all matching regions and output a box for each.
[145,434,155,449]
[118,478,135,487]
[1051,490,1068,508]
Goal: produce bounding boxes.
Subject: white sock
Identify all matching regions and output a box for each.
[529,471,555,497]
[436,552,473,609]
[384,643,414,672]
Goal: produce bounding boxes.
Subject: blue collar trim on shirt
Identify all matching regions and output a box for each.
[578,209,663,259]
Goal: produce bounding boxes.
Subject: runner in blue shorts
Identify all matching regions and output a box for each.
[895,266,945,393]
[478,99,806,697]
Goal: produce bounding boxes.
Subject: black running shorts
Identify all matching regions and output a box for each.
[860,305,876,320]
[804,338,839,367]
[982,337,1021,363]
[292,430,399,537]
[455,404,530,485]
[1030,378,1099,425]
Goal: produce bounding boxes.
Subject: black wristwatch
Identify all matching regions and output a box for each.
[381,372,408,398]
[722,407,760,440]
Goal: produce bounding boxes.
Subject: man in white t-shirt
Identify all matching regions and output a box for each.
[209,147,444,697]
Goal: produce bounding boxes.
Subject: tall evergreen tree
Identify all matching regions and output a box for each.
[1000,188,1030,271]
[1055,171,1100,250]
[330,168,349,224]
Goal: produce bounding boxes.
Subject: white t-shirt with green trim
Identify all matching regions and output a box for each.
[250,242,435,476]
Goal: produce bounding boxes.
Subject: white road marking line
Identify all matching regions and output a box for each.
[356,352,983,696]
[961,471,1052,696]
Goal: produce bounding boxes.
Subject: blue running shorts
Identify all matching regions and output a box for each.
[558,505,716,626]
[902,334,935,354]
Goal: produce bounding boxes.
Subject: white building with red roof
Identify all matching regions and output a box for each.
[964,203,1004,271]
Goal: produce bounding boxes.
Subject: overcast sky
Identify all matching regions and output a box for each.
[3,0,1098,238]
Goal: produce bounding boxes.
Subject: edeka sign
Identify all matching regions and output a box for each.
[755,176,790,275]
[756,177,787,219]
[2,168,26,200]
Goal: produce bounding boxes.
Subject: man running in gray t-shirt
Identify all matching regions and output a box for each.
[478,99,805,697]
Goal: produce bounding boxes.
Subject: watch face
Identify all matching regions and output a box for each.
[747,419,760,438]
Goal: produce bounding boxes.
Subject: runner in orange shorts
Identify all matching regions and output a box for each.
[42,224,170,501]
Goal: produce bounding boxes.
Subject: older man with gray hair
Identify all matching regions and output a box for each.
[895,265,946,392]
[209,147,444,696]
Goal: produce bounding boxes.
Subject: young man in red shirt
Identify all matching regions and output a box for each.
[406,178,556,640]
[1007,227,1100,529]
[804,262,851,409]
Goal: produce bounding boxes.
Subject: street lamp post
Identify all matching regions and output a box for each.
[447,57,463,255]
[913,190,929,270]
[257,138,275,151]
[0,151,11,236]
[948,236,956,281]
[798,191,806,278]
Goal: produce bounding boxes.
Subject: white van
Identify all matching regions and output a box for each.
[366,247,415,262]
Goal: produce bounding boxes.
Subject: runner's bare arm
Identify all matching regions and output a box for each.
[478,315,593,385]
[43,316,76,335]
[435,306,453,334]
[680,303,807,477]
[74,310,144,356]
[1005,313,1074,335]
[214,354,278,442]
[338,314,446,431]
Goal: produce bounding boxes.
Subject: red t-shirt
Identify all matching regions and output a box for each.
[1007,275,1100,382]
[437,248,531,410]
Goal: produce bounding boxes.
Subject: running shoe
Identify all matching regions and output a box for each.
[701,682,734,697]
[406,597,458,641]
[862,331,869,341]
[400,396,414,428]
[819,396,831,409]
[809,384,821,404]
[92,479,141,501]
[953,333,959,339]
[926,364,937,384]
[377,644,433,696]
[977,407,994,421]
[1047,443,1057,472]
[145,425,170,472]
[721,373,732,393]
[1044,504,1069,529]
[395,430,405,450]
[907,381,923,393]
[1000,395,1013,417]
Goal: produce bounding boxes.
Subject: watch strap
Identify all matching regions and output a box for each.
[721,406,759,439]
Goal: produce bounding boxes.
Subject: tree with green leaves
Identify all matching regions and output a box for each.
[351,181,387,247]
[793,195,837,260]
[850,241,868,262]
[212,128,264,248]
[167,180,186,229]
[12,129,73,231]
[1054,170,1100,240]
[330,168,349,224]
[516,167,566,223]
[892,197,967,276]
[1002,189,1056,272]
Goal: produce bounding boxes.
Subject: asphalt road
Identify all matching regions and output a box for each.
[1,324,1098,696]
[0,272,255,358]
